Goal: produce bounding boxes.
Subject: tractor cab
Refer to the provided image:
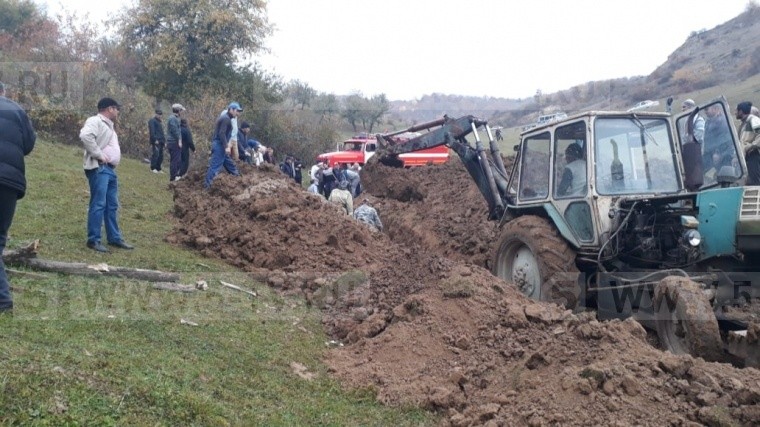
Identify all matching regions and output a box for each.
[506,98,745,251]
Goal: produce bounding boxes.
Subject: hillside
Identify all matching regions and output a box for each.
[648,7,760,96]
[389,6,760,129]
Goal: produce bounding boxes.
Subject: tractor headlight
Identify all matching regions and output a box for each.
[684,229,702,247]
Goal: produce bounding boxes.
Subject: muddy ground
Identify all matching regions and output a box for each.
[169,159,760,426]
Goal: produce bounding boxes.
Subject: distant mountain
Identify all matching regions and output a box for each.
[388,94,525,124]
[388,5,760,129]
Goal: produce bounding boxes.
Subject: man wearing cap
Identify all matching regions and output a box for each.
[328,180,353,215]
[0,80,36,312]
[205,102,241,187]
[148,109,165,173]
[167,103,185,181]
[354,199,383,232]
[79,97,134,252]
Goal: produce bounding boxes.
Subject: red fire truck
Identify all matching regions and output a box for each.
[316,132,449,168]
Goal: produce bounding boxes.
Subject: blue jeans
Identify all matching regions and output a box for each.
[0,186,17,310]
[85,165,123,244]
[204,140,239,188]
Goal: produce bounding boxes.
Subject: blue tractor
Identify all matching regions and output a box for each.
[376,98,759,365]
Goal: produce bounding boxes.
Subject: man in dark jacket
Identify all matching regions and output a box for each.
[167,103,184,181]
[148,109,165,173]
[204,102,241,188]
[179,118,195,177]
[0,81,37,312]
[280,155,295,179]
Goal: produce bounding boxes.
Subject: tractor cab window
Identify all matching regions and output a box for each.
[676,101,742,188]
[366,143,376,153]
[595,118,679,195]
[518,132,550,201]
[553,121,587,198]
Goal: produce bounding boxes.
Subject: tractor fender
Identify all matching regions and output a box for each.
[542,203,582,249]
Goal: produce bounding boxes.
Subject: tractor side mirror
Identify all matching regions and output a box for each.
[513,144,520,152]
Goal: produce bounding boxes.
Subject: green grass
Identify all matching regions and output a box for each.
[1,141,435,426]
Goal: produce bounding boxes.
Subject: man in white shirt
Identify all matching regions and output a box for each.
[79,97,134,252]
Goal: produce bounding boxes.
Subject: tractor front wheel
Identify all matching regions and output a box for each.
[653,276,724,362]
[491,215,580,309]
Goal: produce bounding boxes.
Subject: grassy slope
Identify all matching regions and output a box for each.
[0,141,434,426]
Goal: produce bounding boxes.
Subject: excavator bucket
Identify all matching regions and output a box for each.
[374,134,404,167]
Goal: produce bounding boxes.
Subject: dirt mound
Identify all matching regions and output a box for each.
[361,159,504,267]
[170,159,760,426]
[168,163,393,272]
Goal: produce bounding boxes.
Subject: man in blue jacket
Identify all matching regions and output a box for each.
[0,81,36,313]
[204,102,242,188]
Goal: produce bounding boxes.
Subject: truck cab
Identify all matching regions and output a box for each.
[318,133,449,168]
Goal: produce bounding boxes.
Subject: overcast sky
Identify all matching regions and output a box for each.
[40,0,752,100]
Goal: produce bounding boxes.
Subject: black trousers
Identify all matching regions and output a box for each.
[168,143,182,181]
[747,150,760,185]
[0,186,18,309]
[179,146,191,176]
[150,142,165,171]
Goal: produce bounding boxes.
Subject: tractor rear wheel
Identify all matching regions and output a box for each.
[491,215,580,309]
[653,276,723,362]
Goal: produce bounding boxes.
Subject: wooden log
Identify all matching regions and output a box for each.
[2,240,39,265]
[3,240,179,283]
[19,258,180,282]
[219,280,258,297]
[153,282,197,293]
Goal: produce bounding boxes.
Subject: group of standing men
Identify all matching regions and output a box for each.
[308,162,361,200]
[149,101,275,188]
[148,104,196,182]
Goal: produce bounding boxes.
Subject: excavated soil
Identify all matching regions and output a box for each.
[170,159,760,426]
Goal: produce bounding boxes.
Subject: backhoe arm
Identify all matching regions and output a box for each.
[377,115,486,154]
[375,115,511,221]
